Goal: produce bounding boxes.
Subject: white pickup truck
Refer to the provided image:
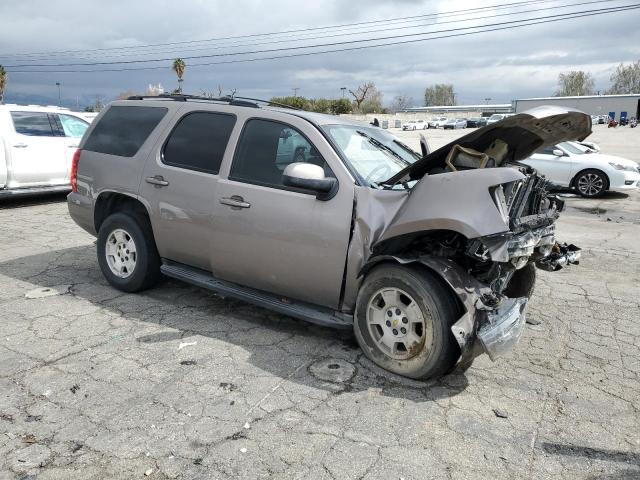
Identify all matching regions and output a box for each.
[0,104,91,197]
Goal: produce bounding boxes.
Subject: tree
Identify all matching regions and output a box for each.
[555,71,595,96]
[0,65,7,103]
[268,96,352,114]
[424,84,455,106]
[172,58,186,94]
[348,82,377,112]
[349,82,383,113]
[607,61,640,94]
[390,94,413,112]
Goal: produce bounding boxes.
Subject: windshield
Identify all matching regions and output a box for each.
[559,141,587,155]
[322,124,420,186]
[489,114,503,121]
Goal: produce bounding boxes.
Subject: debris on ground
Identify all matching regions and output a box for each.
[194,458,203,465]
[25,285,71,299]
[144,468,153,476]
[25,415,42,422]
[22,434,37,444]
[243,422,250,429]
[180,360,197,365]
[70,384,80,394]
[219,382,237,392]
[178,341,197,350]
[240,448,247,453]
[493,408,508,418]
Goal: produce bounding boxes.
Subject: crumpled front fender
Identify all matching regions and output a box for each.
[360,254,527,367]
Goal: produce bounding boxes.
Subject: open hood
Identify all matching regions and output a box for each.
[383,106,592,185]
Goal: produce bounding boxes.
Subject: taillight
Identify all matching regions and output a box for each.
[71,149,81,192]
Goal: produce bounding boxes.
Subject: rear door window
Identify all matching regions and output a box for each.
[10,112,56,137]
[83,105,167,157]
[162,112,236,174]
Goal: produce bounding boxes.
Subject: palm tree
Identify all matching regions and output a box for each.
[172,58,186,94]
[0,66,7,104]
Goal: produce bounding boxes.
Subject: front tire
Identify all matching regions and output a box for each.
[573,169,608,197]
[354,264,460,379]
[97,212,161,293]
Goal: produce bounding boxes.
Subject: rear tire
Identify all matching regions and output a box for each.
[354,264,460,379]
[97,212,161,293]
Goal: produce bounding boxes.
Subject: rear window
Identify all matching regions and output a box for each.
[84,106,167,157]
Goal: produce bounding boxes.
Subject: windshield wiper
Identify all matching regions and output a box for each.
[356,130,409,165]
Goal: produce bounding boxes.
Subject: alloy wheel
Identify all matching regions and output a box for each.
[577,172,604,197]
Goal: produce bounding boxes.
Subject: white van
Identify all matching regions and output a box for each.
[0,104,91,197]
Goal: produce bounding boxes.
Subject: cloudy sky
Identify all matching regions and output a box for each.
[0,0,638,109]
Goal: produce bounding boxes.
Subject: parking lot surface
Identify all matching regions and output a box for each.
[1,127,639,479]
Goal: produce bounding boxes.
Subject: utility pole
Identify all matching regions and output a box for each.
[292,87,299,97]
[340,87,347,99]
[56,82,61,106]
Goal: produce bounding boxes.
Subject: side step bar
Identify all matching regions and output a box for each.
[160,260,353,329]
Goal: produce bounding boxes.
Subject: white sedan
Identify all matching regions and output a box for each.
[402,120,427,130]
[521,141,640,197]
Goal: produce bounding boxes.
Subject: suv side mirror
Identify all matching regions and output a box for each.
[282,162,337,201]
[552,149,565,157]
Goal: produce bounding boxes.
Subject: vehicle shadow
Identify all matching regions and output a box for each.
[0,244,470,401]
[0,191,69,209]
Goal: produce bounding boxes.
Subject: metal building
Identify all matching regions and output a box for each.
[513,94,640,120]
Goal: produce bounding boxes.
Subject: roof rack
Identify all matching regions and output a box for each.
[125,93,302,111]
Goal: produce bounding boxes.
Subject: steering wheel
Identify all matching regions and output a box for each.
[364,165,392,184]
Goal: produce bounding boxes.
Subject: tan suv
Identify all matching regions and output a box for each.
[67,95,589,379]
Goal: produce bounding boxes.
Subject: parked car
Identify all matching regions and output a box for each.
[466,117,488,128]
[68,97,587,380]
[521,141,640,197]
[428,117,448,128]
[0,104,91,197]
[486,113,507,125]
[443,118,467,129]
[402,119,427,131]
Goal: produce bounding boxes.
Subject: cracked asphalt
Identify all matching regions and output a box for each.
[1,170,639,477]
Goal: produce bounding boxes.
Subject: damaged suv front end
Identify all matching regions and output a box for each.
[335,106,591,371]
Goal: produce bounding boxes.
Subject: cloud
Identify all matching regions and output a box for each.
[0,0,638,107]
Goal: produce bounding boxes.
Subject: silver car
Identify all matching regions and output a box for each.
[67,95,589,379]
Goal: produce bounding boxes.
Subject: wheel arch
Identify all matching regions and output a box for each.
[570,167,610,190]
[94,191,152,233]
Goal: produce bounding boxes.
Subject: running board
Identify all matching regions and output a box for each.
[160,260,353,329]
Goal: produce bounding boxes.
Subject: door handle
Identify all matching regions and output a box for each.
[145,175,169,187]
[13,143,28,148]
[220,195,251,209]
[68,144,79,148]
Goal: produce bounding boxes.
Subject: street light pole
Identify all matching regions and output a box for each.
[292,87,299,97]
[340,87,347,99]
[56,82,61,106]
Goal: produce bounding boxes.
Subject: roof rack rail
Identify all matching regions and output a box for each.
[126,93,259,108]
[125,93,302,111]
[231,96,303,111]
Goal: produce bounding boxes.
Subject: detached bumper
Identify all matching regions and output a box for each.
[477,297,528,361]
